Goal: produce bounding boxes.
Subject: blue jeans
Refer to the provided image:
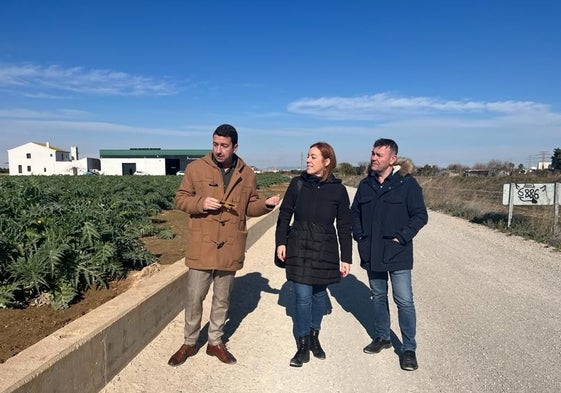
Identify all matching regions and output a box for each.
[367,269,417,352]
[292,281,328,338]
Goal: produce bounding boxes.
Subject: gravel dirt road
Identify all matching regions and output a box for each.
[101,187,561,393]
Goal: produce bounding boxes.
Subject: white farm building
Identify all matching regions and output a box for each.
[7,142,209,176]
[7,142,100,176]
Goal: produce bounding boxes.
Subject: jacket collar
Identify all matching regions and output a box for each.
[204,152,245,173]
[299,171,342,185]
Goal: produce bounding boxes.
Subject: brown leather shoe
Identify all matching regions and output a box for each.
[168,344,198,366]
[206,343,237,364]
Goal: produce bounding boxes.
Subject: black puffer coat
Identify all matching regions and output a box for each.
[275,172,352,285]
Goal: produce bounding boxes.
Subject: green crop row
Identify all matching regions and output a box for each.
[256,172,292,189]
[0,172,288,310]
[0,175,181,309]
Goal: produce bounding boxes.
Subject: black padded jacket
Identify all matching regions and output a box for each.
[275,172,352,285]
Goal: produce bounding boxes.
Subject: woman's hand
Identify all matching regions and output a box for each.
[340,262,351,277]
[276,245,286,262]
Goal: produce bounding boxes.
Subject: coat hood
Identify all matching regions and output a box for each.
[392,158,414,176]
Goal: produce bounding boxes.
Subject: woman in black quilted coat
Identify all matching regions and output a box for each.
[275,141,352,367]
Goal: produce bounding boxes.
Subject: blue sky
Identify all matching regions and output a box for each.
[1,0,560,170]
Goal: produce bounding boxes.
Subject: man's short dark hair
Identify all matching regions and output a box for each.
[214,124,238,146]
[374,138,398,155]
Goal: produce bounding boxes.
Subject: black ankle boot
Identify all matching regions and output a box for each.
[310,328,326,359]
[289,335,310,367]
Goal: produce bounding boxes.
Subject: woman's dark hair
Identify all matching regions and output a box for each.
[310,141,337,182]
[214,124,238,146]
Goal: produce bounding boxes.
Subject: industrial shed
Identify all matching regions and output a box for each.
[99,148,209,176]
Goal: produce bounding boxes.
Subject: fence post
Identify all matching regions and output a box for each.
[508,183,515,228]
[555,182,559,236]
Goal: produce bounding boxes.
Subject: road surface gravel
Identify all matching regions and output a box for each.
[101,187,561,393]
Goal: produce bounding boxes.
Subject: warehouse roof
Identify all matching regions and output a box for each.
[99,148,209,158]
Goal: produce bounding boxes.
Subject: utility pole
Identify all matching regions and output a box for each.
[539,150,549,170]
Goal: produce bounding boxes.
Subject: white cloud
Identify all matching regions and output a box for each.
[280,93,561,168]
[0,118,200,137]
[0,63,178,96]
[287,93,553,119]
[22,92,72,99]
[0,108,91,119]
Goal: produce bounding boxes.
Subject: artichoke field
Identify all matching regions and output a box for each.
[0,175,180,310]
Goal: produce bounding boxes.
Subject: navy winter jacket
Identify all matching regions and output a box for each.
[351,160,428,272]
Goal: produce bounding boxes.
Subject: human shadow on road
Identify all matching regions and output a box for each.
[328,274,376,339]
[329,273,402,354]
[219,272,280,344]
[277,281,296,339]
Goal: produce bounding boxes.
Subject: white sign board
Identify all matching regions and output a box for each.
[502,183,558,205]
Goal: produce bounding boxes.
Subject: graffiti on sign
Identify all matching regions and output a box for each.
[516,184,546,204]
[502,183,556,206]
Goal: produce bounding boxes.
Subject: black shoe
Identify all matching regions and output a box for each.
[363,338,392,354]
[290,336,310,367]
[309,328,326,359]
[401,350,418,371]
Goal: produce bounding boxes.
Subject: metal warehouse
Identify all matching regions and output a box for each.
[99,148,209,176]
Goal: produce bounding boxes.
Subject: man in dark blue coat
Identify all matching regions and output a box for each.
[351,138,428,371]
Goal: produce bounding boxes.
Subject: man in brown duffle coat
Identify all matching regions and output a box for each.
[168,124,280,366]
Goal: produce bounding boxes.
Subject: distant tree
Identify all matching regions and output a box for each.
[550,148,561,170]
[485,160,515,175]
[337,162,356,176]
[487,160,502,171]
[446,163,467,173]
[517,163,525,172]
[356,161,369,175]
[416,164,440,176]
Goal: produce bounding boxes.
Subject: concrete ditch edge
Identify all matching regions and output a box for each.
[0,208,279,393]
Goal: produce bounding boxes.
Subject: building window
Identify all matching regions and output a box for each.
[18,165,22,174]
[27,166,31,172]
[44,168,47,173]
[26,153,31,159]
